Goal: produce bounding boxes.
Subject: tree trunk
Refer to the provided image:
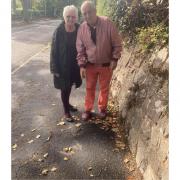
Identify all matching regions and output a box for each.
[12,0,16,14]
[23,0,31,22]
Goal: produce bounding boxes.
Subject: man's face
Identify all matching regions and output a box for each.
[81,4,97,25]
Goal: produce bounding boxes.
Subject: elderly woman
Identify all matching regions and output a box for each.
[50,5,82,122]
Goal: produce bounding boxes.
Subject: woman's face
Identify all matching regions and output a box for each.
[64,10,77,26]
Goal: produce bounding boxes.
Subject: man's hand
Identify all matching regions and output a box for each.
[54,73,60,77]
[80,67,86,79]
[110,61,117,71]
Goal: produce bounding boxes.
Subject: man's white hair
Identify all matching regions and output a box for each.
[63,5,78,20]
[81,0,96,12]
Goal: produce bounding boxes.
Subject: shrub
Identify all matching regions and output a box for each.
[136,23,168,52]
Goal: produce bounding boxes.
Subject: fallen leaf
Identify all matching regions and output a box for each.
[63,147,69,152]
[64,157,69,161]
[57,122,65,126]
[75,123,82,127]
[116,140,123,144]
[28,140,34,144]
[112,128,119,133]
[31,129,36,132]
[116,143,126,148]
[112,148,120,152]
[129,167,135,172]
[36,135,41,139]
[12,144,17,149]
[68,147,73,151]
[70,150,75,154]
[116,135,122,138]
[51,167,57,172]
[126,175,135,180]
[46,132,52,142]
[124,158,130,163]
[41,169,48,175]
[108,117,113,121]
[43,153,48,158]
[88,167,92,171]
[38,158,43,162]
[46,137,51,142]
[105,127,110,131]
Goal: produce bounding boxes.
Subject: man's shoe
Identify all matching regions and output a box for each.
[82,111,91,121]
[69,104,78,112]
[98,110,107,119]
[64,113,75,122]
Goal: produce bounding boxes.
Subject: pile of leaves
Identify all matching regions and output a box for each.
[12,101,141,178]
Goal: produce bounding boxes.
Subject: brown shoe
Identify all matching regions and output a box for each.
[98,110,107,119]
[82,111,91,121]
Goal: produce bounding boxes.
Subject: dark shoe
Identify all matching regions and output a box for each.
[69,104,78,112]
[64,113,74,122]
[98,110,107,119]
[82,111,91,121]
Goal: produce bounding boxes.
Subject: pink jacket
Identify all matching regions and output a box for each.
[76,16,122,67]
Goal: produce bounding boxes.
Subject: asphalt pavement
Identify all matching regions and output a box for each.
[12,19,142,180]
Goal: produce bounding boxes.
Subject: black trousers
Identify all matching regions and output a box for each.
[61,86,72,114]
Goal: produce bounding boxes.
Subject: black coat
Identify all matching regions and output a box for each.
[50,21,82,90]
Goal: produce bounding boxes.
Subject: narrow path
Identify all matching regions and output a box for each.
[12,47,142,179]
[12,19,60,72]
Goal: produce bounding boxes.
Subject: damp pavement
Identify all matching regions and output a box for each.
[12,19,142,180]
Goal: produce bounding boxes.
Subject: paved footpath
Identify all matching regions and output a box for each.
[12,46,142,180]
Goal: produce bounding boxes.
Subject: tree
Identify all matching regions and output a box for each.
[12,0,16,14]
[22,0,31,22]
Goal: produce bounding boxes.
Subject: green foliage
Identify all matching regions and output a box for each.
[16,0,23,9]
[136,24,168,52]
[96,0,109,16]
[13,0,84,18]
[98,0,169,51]
[15,8,23,17]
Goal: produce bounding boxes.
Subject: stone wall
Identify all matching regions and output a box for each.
[110,46,169,180]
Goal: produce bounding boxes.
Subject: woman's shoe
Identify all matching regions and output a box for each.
[64,113,75,122]
[69,104,78,112]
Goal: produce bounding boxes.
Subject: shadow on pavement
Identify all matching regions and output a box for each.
[12,48,129,179]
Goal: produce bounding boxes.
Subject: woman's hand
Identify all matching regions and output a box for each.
[80,68,86,79]
[54,73,60,77]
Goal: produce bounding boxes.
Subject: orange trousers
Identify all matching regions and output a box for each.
[85,64,112,112]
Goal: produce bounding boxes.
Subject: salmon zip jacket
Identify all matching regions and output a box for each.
[76,16,122,67]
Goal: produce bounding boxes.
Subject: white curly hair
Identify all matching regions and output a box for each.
[63,5,78,21]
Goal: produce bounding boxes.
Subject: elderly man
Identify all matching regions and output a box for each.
[76,0,122,120]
